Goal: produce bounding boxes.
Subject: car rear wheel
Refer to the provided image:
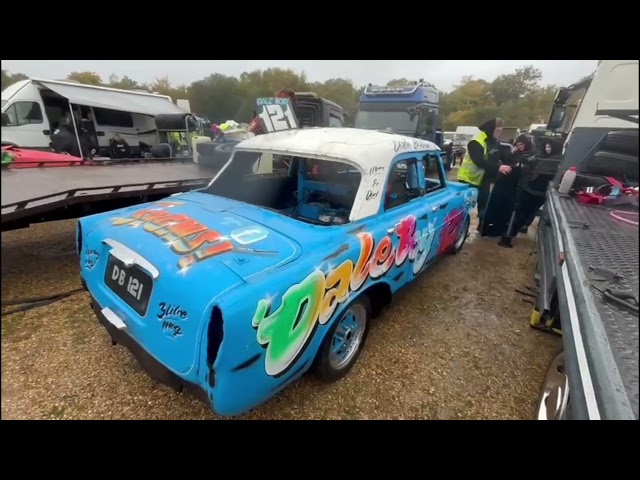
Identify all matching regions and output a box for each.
[450,214,470,254]
[315,296,371,383]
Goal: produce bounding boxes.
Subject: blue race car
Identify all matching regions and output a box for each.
[77,127,478,416]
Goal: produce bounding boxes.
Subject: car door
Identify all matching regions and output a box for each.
[421,152,466,258]
[377,153,441,285]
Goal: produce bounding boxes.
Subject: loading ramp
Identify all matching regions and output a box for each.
[1,160,217,231]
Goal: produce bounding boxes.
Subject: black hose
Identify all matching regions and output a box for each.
[1,288,85,306]
[1,288,85,315]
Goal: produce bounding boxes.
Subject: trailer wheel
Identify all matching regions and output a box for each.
[535,350,569,420]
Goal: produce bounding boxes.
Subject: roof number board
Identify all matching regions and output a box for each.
[255,97,300,133]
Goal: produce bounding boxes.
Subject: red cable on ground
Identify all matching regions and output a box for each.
[610,210,639,227]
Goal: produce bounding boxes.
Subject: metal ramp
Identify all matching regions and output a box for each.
[1,160,216,231]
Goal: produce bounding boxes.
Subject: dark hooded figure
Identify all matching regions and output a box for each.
[509,133,536,164]
[540,138,563,159]
[50,115,94,159]
[515,137,563,234]
[444,140,454,170]
[513,133,535,154]
[457,117,512,229]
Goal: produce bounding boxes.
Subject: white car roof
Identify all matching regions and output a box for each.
[235,128,441,222]
[236,127,440,167]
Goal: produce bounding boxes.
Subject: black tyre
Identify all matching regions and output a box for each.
[150,143,171,159]
[198,142,235,169]
[585,151,638,181]
[196,142,219,157]
[449,213,470,254]
[315,295,371,383]
[601,130,638,156]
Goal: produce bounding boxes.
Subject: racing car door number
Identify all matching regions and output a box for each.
[256,97,299,133]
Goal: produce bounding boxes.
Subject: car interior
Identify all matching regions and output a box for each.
[384,154,445,210]
[205,151,361,225]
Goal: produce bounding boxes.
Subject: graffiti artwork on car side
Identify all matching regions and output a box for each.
[110,203,233,270]
[156,302,188,338]
[84,248,100,271]
[252,214,439,377]
[437,208,465,255]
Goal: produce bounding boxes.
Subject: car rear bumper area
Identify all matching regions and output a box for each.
[90,297,211,410]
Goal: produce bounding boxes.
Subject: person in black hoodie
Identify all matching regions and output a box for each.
[444,140,454,170]
[539,138,563,159]
[457,117,512,229]
[514,136,563,235]
[508,134,539,234]
[511,133,536,161]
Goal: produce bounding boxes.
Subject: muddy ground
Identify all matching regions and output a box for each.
[1,219,561,420]
[1,190,561,420]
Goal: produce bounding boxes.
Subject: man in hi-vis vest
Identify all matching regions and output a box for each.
[457,117,512,229]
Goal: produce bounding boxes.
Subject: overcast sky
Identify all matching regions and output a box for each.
[3,60,598,92]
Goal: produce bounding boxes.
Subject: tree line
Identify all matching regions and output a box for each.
[2,64,571,131]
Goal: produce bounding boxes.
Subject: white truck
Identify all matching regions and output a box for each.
[533,60,638,420]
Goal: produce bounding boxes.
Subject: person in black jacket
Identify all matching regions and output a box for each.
[444,140,454,169]
[458,118,512,229]
[512,133,536,160]
[516,136,563,234]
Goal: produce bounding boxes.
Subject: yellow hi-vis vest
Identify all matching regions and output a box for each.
[457,131,489,186]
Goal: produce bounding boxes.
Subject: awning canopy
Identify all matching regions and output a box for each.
[33,79,188,117]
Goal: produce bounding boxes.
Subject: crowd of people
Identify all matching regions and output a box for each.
[452,117,564,237]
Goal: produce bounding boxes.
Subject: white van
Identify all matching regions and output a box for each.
[443,130,455,145]
[1,78,187,154]
[454,125,480,146]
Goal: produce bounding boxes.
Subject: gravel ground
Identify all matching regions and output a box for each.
[1,181,561,420]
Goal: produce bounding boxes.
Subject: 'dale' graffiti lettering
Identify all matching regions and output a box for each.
[252,215,439,377]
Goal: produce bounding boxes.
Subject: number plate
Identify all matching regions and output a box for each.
[104,254,153,317]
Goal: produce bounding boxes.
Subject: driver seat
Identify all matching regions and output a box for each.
[385,176,408,209]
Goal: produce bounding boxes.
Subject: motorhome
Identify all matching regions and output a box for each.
[1,78,188,156]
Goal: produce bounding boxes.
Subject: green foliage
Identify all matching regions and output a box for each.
[1,64,559,129]
[1,69,28,90]
[440,66,558,130]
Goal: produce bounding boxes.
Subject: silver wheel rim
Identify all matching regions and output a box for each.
[454,215,470,250]
[536,351,569,420]
[328,303,367,371]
